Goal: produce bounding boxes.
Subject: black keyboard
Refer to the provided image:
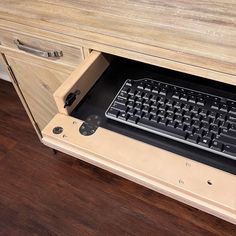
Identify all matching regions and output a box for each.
[105,78,236,161]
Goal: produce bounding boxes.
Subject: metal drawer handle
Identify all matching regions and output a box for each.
[14,39,63,59]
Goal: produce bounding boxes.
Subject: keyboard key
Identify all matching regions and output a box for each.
[135,110,143,118]
[220,104,229,112]
[150,95,158,102]
[115,97,127,105]
[128,89,136,96]
[201,117,212,124]
[192,107,200,114]
[217,114,226,122]
[210,125,220,134]
[128,115,138,124]
[180,94,188,101]
[150,108,158,115]
[210,141,223,152]
[197,98,205,106]
[199,137,211,147]
[112,103,127,112]
[158,110,166,118]
[135,104,142,110]
[167,120,177,128]
[185,126,195,134]
[127,108,136,116]
[118,112,128,120]
[136,91,143,98]
[176,123,186,131]
[159,88,167,96]
[221,122,230,130]
[143,105,150,113]
[159,97,166,104]
[138,119,186,139]
[229,107,236,115]
[182,104,192,111]
[183,111,192,118]
[187,134,199,143]
[215,135,236,146]
[166,113,175,121]
[159,118,168,126]
[193,120,201,129]
[143,93,151,100]
[192,114,202,121]
[183,117,191,126]
[208,111,218,119]
[143,113,152,120]
[144,84,152,91]
[228,115,236,124]
[223,145,236,156]
[172,91,180,99]
[175,115,183,123]
[174,101,182,109]
[151,115,159,123]
[118,92,129,99]
[211,101,220,110]
[126,80,133,86]
[188,95,196,103]
[127,101,135,108]
[122,86,130,93]
[221,129,236,138]
[137,82,145,89]
[201,123,209,131]
[199,109,209,116]
[195,129,205,137]
[107,108,119,117]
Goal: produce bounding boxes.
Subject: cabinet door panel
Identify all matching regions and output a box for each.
[6,56,70,131]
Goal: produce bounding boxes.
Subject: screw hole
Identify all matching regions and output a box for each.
[207,180,213,185]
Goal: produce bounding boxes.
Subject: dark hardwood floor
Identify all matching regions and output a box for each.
[0,79,235,236]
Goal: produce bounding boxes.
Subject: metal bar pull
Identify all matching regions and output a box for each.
[14,39,63,59]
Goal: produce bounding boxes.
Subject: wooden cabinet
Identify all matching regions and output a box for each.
[0,0,235,225]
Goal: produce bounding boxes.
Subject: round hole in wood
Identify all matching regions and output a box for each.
[207,180,213,185]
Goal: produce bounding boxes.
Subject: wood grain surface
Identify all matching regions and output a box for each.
[0,0,235,84]
[1,80,236,235]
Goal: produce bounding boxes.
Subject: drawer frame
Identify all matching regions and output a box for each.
[0,28,86,69]
[42,51,236,224]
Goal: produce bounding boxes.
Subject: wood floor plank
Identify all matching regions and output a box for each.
[0,79,235,235]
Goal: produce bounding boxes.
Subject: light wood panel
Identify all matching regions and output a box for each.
[54,51,112,115]
[5,54,70,131]
[0,1,235,84]
[0,53,42,139]
[42,114,236,224]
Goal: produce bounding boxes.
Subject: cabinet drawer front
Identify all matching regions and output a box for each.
[42,51,236,224]
[0,29,84,68]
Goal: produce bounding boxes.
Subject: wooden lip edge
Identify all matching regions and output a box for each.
[0,21,235,86]
[42,135,236,225]
[0,17,236,78]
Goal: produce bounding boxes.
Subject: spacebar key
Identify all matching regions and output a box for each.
[138,119,186,139]
[223,144,236,158]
